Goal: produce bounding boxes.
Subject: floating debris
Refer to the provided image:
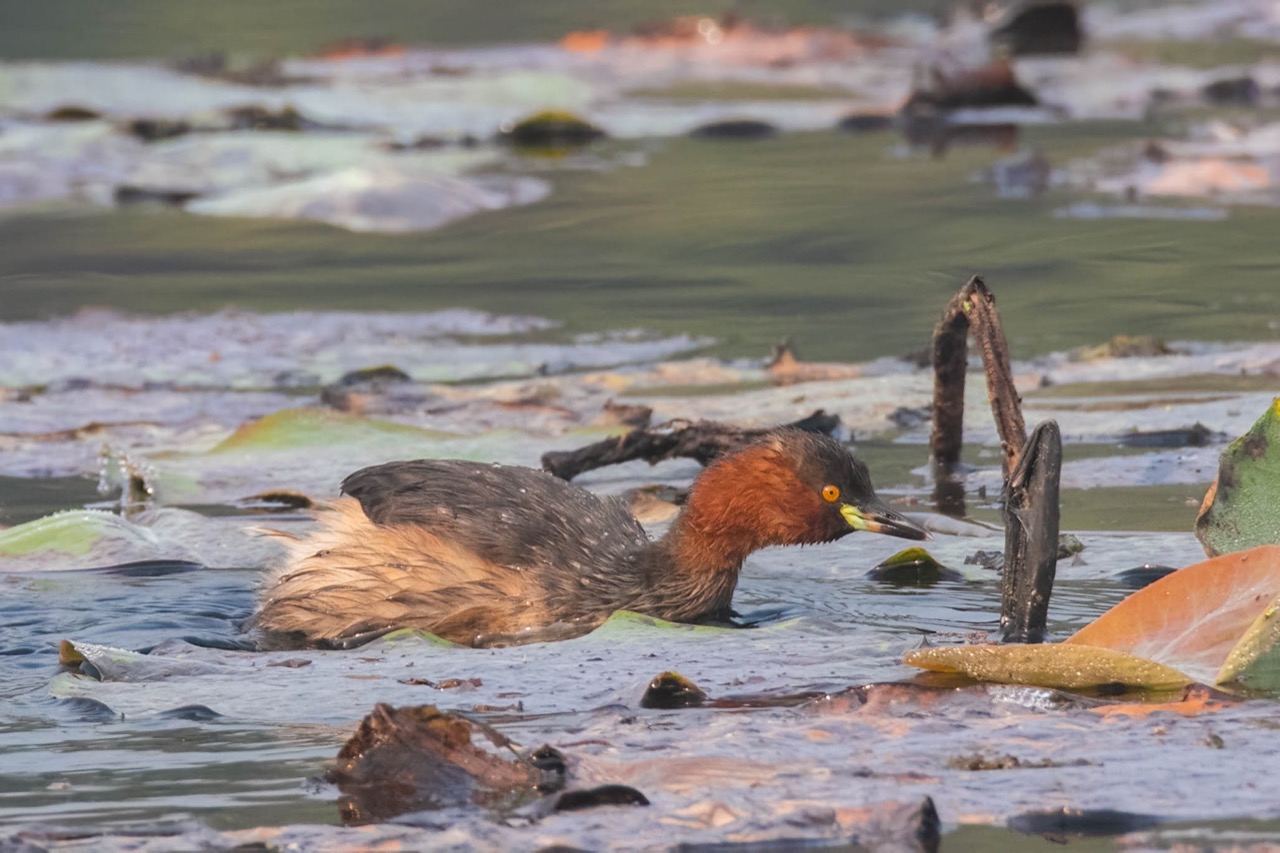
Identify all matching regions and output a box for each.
[988,1,1084,57]
[639,671,708,709]
[498,109,605,149]
[688,118,779,140]
[867,547,966,585]
[1117,422,1221,448]
[326,703,559,824]
[45,105,102,122]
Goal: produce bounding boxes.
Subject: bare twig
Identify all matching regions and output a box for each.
[930,275,1028,488]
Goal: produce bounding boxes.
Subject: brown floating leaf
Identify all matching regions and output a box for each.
[58,639,86,667]
[326,703,549,825]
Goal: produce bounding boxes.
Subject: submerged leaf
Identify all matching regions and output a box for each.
[640,671,708,709]
[903,644,1192,690]
[58,640,230,681]
[1196,398,1280,556]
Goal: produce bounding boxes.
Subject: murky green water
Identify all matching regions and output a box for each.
[6,125,1280,362]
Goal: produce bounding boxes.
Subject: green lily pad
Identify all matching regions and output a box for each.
[499,109,605,150]
[0,510,165,563]
[210,408,456,453]
[1196,398,1280,556]
[903,643,1193,691]
[377,627,459,648]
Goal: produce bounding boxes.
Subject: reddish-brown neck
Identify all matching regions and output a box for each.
[661,444,818,576]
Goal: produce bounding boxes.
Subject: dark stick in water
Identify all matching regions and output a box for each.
[930,274,1029,472]
[930,275,1059,642]
[930,274,1028,515]
[1000,420,1062,643]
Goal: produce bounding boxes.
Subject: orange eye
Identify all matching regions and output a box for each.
[822,485,840,503]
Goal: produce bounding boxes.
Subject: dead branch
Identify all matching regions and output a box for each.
[930,274,1028,482]
[930,275,1060,644]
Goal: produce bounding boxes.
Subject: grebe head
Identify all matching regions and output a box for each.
[772,430,928,543]
[679,429,928,562]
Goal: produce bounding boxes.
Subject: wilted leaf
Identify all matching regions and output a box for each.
[327,703,559,825]
[903,643,1192,690]
[1066,545,1280,685]
[1196,398,1280,556]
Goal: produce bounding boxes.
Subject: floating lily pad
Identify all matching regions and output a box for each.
[1196,398,1280,556]
[1218,596,1280,689]
[0,508,276,571]
[903,643,1192,691]
[210,408,457,454]
[1066,545,1280,686]
[0,510,141,559]
[906,546,1280,691]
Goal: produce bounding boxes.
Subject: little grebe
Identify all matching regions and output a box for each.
[253,429,927,647]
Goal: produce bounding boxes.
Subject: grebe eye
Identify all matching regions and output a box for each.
[822,485,840,503]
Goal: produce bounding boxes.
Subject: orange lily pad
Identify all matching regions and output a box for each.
[905,546,1280,691]
[1066,545,1280,685]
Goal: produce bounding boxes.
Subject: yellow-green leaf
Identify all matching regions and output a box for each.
[903,643,1193,691]
[210,408,455,453]
[1217,591,1280,689]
